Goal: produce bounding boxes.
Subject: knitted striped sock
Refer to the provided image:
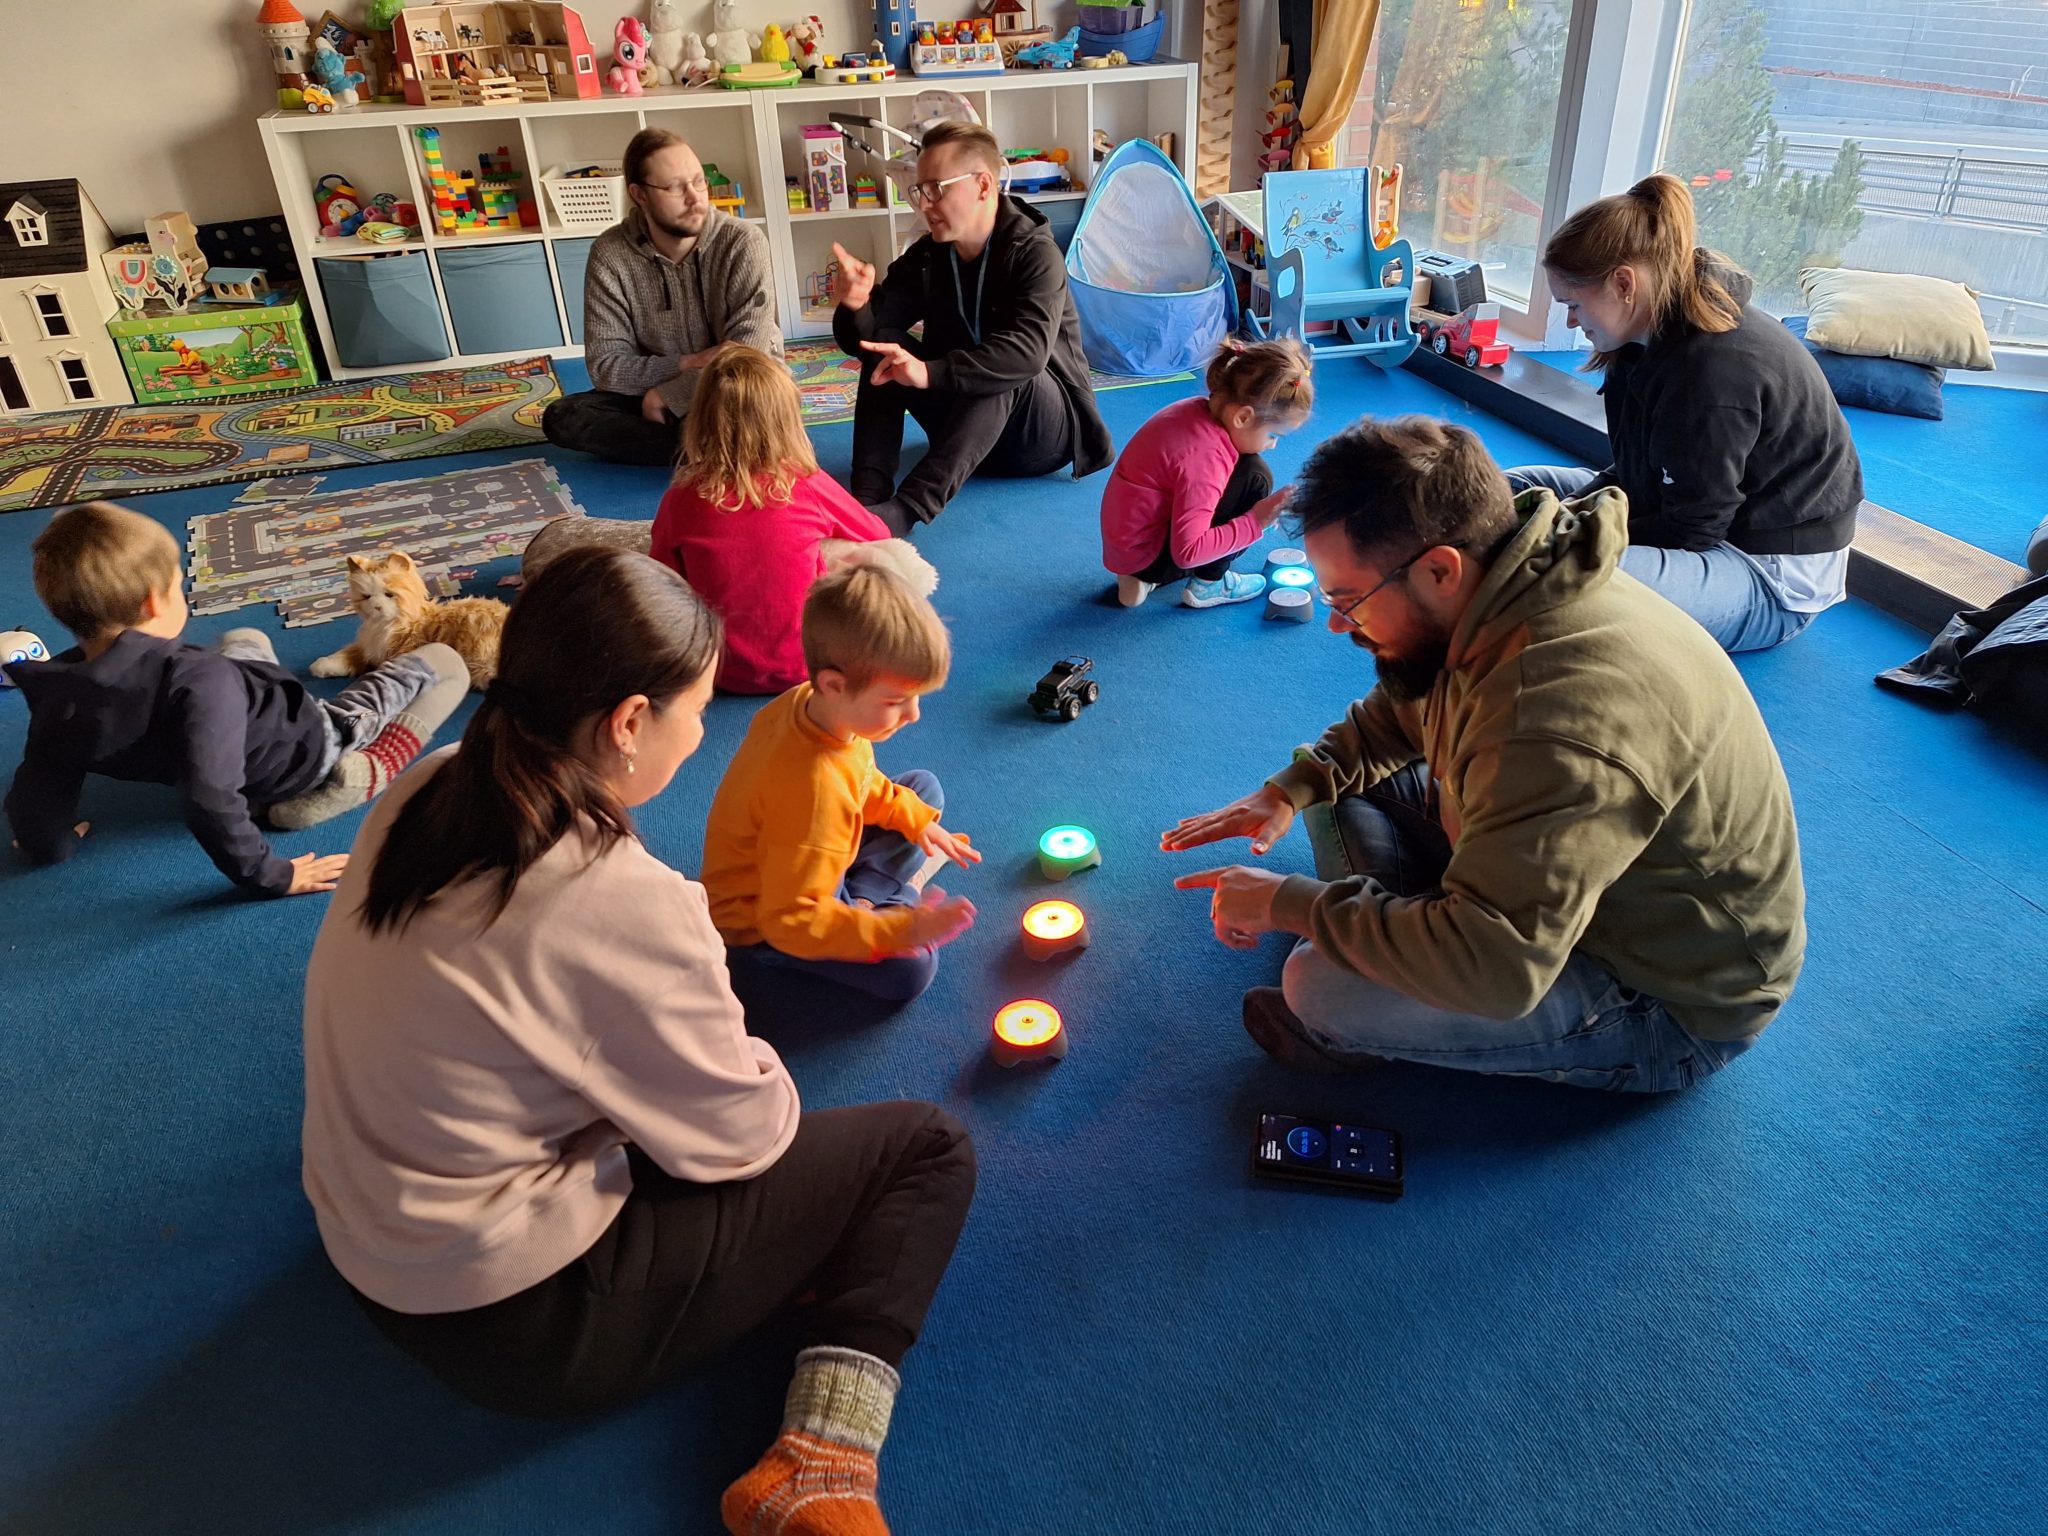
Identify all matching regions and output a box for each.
[266,713,426,830]
[721,1347,899,1536]
[360,711,428,798]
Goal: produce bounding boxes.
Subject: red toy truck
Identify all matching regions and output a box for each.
[1413,301,1511,370]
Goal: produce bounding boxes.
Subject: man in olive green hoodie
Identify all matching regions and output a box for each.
[1167,417,1804,1091]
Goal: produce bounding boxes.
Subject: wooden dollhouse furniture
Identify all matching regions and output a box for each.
[393,3,600,107]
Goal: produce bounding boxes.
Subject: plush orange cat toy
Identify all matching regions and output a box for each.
[311,550,505,691]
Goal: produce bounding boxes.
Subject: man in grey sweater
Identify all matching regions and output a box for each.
[542,129,782,467]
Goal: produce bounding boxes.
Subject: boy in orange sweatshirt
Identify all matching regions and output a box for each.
[703,562,979,1003]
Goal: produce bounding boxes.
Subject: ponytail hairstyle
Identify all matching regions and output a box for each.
[1205,335,1315,422]
[680,343,819,510]
[360,546,722,935]
[1542,172,1745,368]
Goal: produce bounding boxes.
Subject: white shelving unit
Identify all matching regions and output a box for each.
[257,61,1199,378]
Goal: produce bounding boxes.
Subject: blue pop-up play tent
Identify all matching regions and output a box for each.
[1064,139,1237,376]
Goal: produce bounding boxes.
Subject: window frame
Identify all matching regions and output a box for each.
[51,350,99,404]
[29,286,73,341]
[1538,0,2048,375]
[0,351,28,414]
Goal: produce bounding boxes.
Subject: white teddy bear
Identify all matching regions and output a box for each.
[678,31,715,85]
[705,0,758,68]
[647,0,685,84]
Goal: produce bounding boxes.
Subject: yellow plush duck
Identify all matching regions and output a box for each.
[759,22,791,63]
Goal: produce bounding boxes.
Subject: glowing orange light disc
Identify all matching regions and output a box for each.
[994,999,1064,1048]
[1022,900,1083,940]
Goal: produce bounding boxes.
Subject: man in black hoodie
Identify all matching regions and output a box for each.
[831,121,1114,534]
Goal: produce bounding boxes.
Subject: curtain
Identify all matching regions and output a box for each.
[1292,0,1378,170]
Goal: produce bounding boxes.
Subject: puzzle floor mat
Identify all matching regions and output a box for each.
[186,457,584,626]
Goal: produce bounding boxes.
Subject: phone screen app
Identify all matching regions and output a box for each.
[1260,1116,1397,1180]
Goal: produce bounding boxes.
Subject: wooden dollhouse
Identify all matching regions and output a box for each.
[987,0,1052,64]
[0,179,134,414]
[393,3,601,107]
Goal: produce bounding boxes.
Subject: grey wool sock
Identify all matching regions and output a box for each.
[266,709,431,830]
[782,1347,900,1454]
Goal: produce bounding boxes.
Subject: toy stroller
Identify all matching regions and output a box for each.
[828,90,982,211]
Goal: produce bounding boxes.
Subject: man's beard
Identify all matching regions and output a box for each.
[651,206,707,241]
[1351,630,1449,703]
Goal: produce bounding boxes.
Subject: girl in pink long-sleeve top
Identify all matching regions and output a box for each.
[1099,337,1313,610]
[652,345,895,693]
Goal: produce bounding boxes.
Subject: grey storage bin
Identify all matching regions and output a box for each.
[1039,198,1083,254]
[316,252,451,368]
[552,237,596,344]
[436,243,563,355]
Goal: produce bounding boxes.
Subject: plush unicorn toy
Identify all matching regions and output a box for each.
[609,16,651,94]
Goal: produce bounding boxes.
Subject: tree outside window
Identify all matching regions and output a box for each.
[1662,0,2048,348]
[1343,0,1574,306]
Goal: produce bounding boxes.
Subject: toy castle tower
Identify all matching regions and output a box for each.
[256,0,311,108]
[874,0,912,70]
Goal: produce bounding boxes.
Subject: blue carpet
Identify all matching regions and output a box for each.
[1523,348,2048,561]
[3,359,2045,1536]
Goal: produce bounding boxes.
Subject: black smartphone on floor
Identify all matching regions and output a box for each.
[1252,1113,1403,1200]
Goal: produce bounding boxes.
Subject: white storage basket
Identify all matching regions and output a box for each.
[541,164,627,232]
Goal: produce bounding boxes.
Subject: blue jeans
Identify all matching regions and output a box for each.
[1504,465,1816,653]
[1281,764,1752,1092]
[216,630,460,781]
[724,769,944,1004]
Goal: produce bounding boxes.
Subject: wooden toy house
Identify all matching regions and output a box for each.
[0,179,134,414]
[987,0,1051,61]
[393,3,601,107]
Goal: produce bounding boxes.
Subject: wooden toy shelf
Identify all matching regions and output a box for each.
[258,61,1198,378]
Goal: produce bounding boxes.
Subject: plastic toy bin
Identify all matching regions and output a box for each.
[552,237,596,343]
[541,164,627,232]
[316,253,451,368]
[435,244,564,355]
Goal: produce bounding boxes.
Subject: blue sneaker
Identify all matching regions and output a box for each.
[1181,571,1266,608]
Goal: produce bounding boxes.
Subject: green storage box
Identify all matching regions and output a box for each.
[106,287,320,401]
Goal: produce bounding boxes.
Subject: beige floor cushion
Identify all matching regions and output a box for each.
[1799,268,1995,371]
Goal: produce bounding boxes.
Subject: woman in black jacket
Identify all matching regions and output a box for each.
[1508,173,1863,652]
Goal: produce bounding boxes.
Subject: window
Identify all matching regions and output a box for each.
[6,197,49,246]
[1341,0,1576,307]
[1661,0,2048,348]
[0,355,27,412]
[56,355,95,402]
[32,289,71,339]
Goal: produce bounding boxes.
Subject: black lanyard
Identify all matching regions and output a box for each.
[950,247,986,346]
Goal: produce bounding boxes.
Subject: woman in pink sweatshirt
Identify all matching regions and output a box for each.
[1099,337,1313,610]
[302,546,974,1536]
[651,343,894,694]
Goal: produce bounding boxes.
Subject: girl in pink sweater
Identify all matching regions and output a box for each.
[652,344,894,693]
[1100,337,1314,609]
[304,547,974,1536]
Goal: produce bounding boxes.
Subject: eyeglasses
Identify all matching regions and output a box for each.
[1321,543,1461,630]
[639,174,708,198]
[907,171,981,206]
